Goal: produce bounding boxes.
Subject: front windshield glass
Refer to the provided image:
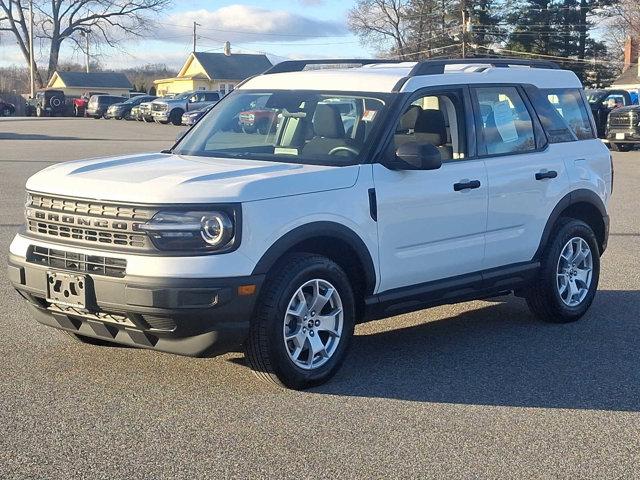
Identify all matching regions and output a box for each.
[585,90,607,104]
[174,90,391,165]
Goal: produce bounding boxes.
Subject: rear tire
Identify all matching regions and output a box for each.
[525,218,600,323]
[245,253,355,389]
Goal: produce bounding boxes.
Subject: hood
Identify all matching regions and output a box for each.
[25,152,360,204]
[608,105,640,115]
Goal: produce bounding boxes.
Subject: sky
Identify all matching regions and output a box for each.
[0,0,372,70]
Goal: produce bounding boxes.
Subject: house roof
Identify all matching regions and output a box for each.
[52,71,132,89]
[612,64,640,86]
[190,52,272,80]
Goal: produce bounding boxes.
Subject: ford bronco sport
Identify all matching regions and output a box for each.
[8,59,612,389]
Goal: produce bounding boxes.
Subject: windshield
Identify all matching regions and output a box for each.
[585,90,607,104]
[174,90,391,165]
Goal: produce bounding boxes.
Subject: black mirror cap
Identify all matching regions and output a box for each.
[393,142,443,170]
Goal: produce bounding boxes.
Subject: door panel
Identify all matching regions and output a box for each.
[483,144,570,269]
[373,160,488,292]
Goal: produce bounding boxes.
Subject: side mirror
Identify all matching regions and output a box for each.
[392,142,442,170]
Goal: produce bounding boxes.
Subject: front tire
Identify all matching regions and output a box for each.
[526,218,600,323]
[169,109,184,126]
[246,253,355,389]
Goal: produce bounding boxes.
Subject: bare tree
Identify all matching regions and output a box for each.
[0,0,171,88]
[348,0,409,58]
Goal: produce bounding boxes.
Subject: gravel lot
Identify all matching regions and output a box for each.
[1,117,639,478]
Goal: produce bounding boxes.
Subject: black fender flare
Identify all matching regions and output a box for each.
[534,188,609,259]
[251,221,377,295]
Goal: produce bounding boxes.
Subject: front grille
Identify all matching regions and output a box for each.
[151,103,168,112]
[49,304,137,327]
[25,193,156,251]
[28,245,127,278]
[609,113,638,127]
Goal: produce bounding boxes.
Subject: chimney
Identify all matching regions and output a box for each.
[623,36,638,71]
[224,41,231,56]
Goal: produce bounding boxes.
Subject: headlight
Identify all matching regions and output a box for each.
[139,208,239,252]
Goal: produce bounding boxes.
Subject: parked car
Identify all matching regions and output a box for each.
[585,89,635,138]
[606,105,640,151]
[86,95,127,119]
[0,97,16,116]
[73,91,107,117]
[181,102,215,126]
[137,101,155,122]
[9,58,612,390]
[34,90,66,117]
[238,108,279,134]
[105,95,157,120]
[151,91,220,125]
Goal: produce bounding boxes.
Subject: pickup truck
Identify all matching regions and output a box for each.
[586,89,636,138]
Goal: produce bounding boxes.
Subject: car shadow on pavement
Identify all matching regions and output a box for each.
[312,290,640,412]
[0,132,104,141]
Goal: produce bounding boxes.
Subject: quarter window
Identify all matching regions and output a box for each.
[474,86,536,155]
[542,89,594,140]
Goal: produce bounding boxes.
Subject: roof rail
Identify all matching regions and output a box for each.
[264,59,404,75]
[408,58,560,76]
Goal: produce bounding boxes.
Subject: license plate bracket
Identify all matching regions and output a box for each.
[47,271,89,309]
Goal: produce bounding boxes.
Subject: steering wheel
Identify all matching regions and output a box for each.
[328,145,359,157]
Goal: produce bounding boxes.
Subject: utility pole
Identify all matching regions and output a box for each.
[28,0,35,97]
[192,21,200,53]
[85,32,90,73]
[79,29,90,72]
[461,0,467,59]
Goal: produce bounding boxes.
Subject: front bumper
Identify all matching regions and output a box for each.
[152,111,170,122]
[105,109,125,119]
[8,253,263,357]
[606,128,640,143]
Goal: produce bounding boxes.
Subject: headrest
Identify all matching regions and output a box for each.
[415,109,446,145]
[314,104,344,139]
[398,105,422,132]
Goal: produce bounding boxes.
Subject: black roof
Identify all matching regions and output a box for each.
[613,65,640,86]
[192,52,272,80]
[54,71,132,89]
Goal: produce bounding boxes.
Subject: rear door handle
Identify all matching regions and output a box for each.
[535,170,558,180]
[453,180,481,191]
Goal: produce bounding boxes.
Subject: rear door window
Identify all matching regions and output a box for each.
[542,89,594,140]
[472,86,536,155]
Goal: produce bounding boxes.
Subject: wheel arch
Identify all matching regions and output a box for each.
[251,222,377,318]
[535,189,609,258]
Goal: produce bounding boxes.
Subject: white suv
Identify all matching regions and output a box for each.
[8,59,612,389]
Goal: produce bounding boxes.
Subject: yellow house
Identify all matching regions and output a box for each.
[47,71,132,97]
[154,51,272,97]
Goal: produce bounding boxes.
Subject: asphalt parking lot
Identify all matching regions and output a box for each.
[1,117,639,478]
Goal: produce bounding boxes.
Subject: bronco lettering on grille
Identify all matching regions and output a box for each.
[27,209,141,232]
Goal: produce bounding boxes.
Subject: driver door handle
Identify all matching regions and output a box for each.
[453,180,481,191]
[535,170,558,180]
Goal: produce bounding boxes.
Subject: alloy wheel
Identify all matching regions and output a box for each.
[556,237,593,307]
[283,279,344,370]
